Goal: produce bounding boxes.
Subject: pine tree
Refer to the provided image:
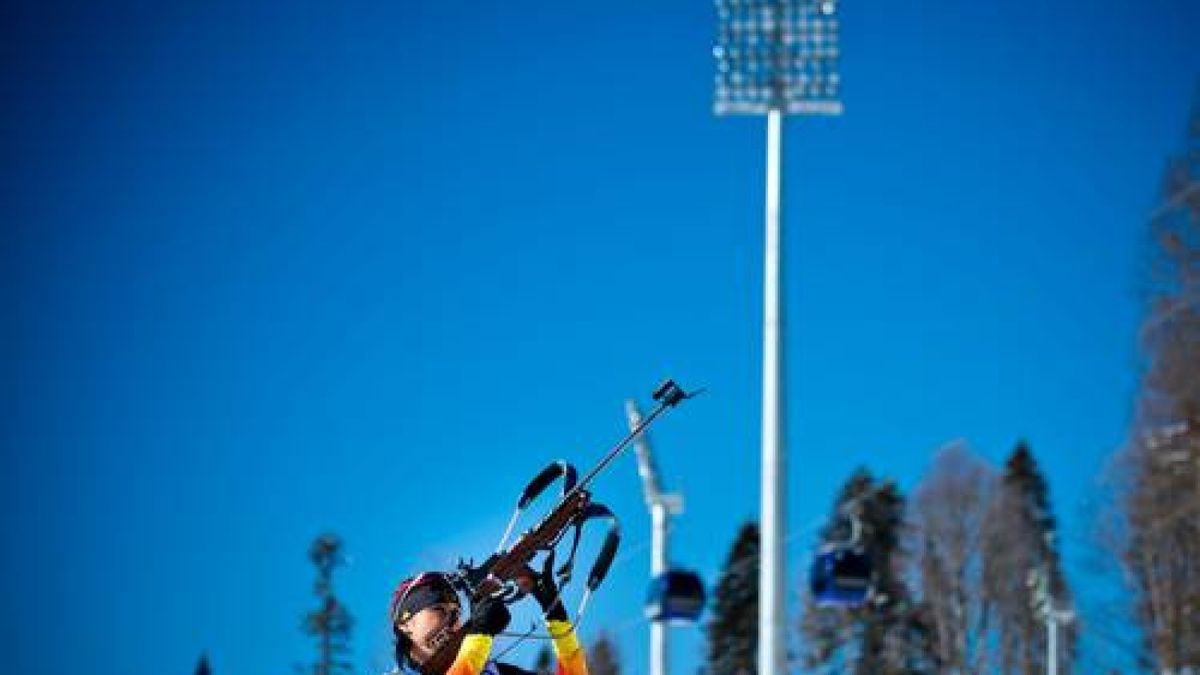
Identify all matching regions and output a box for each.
[300,533,354,675]
[982,442,1074,675]
[800,469,937,674]
[588,631,622,675]
[703,521,759,675]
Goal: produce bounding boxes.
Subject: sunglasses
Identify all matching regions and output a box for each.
[392,573,458,620]
[397,602,462,641]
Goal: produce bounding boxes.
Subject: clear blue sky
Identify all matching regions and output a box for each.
[2,1,1197,674]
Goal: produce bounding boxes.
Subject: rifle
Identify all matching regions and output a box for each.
[416,379,697,674]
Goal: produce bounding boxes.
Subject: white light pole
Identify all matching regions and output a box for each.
[714,2,842,673]
[1046,606,1074,675]
[1030,567,1074,675]
[627,401,684,675]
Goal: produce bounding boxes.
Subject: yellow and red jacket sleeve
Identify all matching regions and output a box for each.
[445,634,493,675]
[443,621,588,675]
[547,619,589,675]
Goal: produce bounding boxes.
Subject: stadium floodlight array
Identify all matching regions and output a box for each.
[714,0,843,116]
[712,3,843,675]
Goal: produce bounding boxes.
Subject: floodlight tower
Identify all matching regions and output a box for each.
[713,2,842,673]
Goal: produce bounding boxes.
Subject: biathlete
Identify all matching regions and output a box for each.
[389,556,588,675]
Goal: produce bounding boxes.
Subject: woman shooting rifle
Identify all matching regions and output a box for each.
[390,380,694,675]
[389,555,588,675]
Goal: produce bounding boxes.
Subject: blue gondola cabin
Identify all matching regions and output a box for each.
[809,544,872,608]
[644,569,706,624]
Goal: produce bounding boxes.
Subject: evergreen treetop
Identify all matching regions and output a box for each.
[704,521,760,675]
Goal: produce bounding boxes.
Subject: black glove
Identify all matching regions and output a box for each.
[521,552,568,621]
[465,596,511,636]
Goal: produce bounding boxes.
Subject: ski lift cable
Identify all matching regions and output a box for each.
[518,515,827,641]
[601,512,828,581]
[491,511,1153,656]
